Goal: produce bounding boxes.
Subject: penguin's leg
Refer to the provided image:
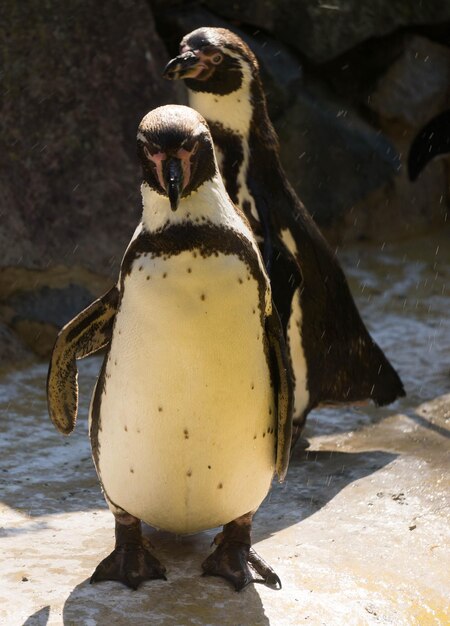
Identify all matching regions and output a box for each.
[90,510,167,590]
[201,511,281,591]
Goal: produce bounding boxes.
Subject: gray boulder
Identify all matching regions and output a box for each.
[0,0,176,356]
[203,0,450,62]
[0,323,33,366]
[276,85,400,227]
[369,35,450,128]
[346,35,450,242]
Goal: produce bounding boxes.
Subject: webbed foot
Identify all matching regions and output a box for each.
[90,515,166,590]
[90,538,166,590]
[202,540,281,591]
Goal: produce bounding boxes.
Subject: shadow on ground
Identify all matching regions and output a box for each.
[56,449,395,626]
[22,606,50,626]
[255,449,397,539]
[62,574,270,626]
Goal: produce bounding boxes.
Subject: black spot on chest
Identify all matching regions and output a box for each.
[119,223,271,371]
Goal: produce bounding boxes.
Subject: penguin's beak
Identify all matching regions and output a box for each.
[163,51,206,80]
[164,158,183,211]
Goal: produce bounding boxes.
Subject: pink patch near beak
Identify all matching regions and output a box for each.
[176,145,198,191]
[144,143,198,195]
[144,149,167,192]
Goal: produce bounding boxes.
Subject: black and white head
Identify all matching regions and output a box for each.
[137,105,216,210]
[163,27,258,96]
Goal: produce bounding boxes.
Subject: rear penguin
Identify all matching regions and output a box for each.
[164,28,405,445]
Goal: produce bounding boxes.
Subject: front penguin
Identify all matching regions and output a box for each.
[47,104,293,591]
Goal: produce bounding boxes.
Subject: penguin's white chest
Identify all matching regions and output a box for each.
[94,251,276,534]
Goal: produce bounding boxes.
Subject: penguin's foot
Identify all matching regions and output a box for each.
[90,516,166,590]
[90,537,167,590]
[202,540,281,591]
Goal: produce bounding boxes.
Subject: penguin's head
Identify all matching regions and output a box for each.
[163,27,257,96]
[137,105,216,210]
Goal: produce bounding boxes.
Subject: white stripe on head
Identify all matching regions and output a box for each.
[137,131,147,144]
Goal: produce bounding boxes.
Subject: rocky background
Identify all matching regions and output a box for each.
[1,0,449,362]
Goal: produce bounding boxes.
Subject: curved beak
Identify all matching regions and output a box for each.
[164,158,184,211]
[163,51,206,80]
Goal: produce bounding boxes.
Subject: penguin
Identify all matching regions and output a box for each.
[163,27,405,444]
[408,109,450,181]
[47,105,293,591]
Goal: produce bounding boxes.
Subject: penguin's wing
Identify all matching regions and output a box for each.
[266,308,294,482]
[249,174,303,334]
[270,240,302,334]
[47,286,119,435]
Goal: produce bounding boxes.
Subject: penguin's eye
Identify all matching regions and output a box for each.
[211,53,223,65]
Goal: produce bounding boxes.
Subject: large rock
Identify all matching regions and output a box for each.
[276,84,400,227]
[343,35,450,242]
[0,323,33,367]
[369,36,450,128]
[335,156,449,243]
[0,0,176,356]
[202,0,450,62]
[0,0,175,272]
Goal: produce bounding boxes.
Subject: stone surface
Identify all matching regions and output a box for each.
[0,266,112,358]
[0,0,176,272]
[340,35,450,242]
[0,322,33,366]
[1,235,449,625]
[0,0,177,358]
[335,155,449,244]
[275,85,400,226]
[369,35,450,128]
[201,0,450,62]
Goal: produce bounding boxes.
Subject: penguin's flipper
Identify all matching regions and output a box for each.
[47,286,119,435]
[266,309,294,482]
[269,239,302,334]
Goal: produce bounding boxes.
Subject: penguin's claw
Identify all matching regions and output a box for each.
[201,541,281,591]
[90,541,167,590]
[247,548,282,588]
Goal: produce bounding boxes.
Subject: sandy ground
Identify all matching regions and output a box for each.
[1,237,449,625]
